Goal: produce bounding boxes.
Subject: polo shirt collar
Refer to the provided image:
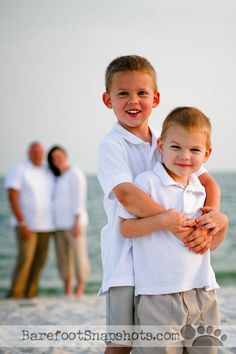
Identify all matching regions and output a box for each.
[114,122,159,146]
[153,161,205,194]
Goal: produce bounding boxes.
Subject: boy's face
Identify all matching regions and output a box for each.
[102,71,159,133]
[158,125,212,185]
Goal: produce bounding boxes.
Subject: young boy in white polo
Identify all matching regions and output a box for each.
[120,107,226,354]
[97,56,227,354]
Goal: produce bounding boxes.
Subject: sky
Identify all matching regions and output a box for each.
[1,0,236,175]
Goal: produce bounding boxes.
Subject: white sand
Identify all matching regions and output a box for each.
[0,287,235,353]
[0,294,106,354]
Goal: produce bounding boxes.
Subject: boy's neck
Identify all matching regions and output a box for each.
[119,122,152,143]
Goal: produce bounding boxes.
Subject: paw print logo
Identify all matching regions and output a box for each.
[181,325,227,347]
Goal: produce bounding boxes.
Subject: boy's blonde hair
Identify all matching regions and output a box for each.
[160,107,212,149]
[105,55,158,93]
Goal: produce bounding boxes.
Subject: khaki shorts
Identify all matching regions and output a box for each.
[54,229,90,283]
[106,286,134,346]
[134,288,220,354]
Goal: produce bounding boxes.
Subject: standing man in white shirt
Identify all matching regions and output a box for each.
[5,142,54,299]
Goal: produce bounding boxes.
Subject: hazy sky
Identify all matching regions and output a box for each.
[1,0,236,174]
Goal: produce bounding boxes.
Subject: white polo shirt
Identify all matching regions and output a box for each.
[120,161,219,296]
[97,122,161,293]
[53,166,88,230]
[5,160,55,232]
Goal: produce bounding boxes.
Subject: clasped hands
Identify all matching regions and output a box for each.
[163,207,225,254]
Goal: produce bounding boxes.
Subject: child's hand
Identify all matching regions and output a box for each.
[196,207,228,236]
[183,227,212,254]
[162,209,195,240]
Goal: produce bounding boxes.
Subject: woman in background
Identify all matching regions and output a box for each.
[47,145,90,296]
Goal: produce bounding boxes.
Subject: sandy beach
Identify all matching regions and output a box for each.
[0,287,235,353]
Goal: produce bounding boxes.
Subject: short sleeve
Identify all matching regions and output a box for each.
[134,173,152,195]
[118,172,152,220]
[97,139,133,198]
[4,163,24,190]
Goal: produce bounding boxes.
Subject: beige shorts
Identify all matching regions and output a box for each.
[54,228,90,283]
[106,286,134,346]
[134,288,220,354]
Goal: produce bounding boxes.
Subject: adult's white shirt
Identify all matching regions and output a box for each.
[120,161,219,296]
[5,160,55,232]
[53,166,88,229]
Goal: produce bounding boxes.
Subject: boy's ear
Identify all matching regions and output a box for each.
[153,91,160,108]
[203,147,212,163]
[102,92,113,109]
[157,138,163,153]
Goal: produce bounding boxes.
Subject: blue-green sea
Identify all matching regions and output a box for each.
[0,173,235,298]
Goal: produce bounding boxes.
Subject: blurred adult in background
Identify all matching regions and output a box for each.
[5,142,54,299]
[47,145,90,297]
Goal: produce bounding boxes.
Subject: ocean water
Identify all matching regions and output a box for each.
[0,173,235,297]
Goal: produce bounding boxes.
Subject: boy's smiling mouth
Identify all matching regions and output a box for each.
[126,110,141,116]
[176,163,191,168]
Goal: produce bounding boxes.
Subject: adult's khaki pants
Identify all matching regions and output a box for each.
[8,228,50,299]
[54,228,90,284]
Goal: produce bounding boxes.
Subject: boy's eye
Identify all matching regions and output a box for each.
[171,145,180,149]
[138,91,148,96]
[118,91,128,97]
[191,148,201,153]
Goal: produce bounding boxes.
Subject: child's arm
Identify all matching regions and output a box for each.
[185,172,228,252]
[120,209,193,239]
[114,182,193,237]
[198,172,221,209]
[209,217,228,251]
[113,182,164,217]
